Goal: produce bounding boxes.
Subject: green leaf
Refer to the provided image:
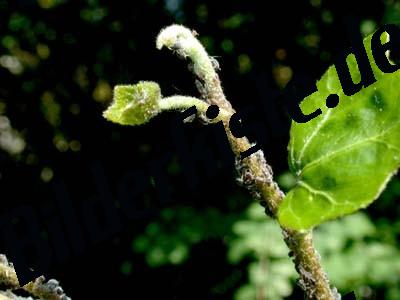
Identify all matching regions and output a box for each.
[103,81,161,125]
[278,32,400,230]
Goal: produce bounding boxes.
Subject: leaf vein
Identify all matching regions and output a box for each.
[298,181,338,205]
[296,109,332,169]
[299,120,400,175]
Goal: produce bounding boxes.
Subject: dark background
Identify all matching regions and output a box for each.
[0,0,400,299]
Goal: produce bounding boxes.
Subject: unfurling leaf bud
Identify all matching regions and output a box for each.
[103,81,162,126]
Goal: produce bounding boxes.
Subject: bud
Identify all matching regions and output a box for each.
[103,81,162,126]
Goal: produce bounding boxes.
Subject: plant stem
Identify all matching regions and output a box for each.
[283,229,338,299]
[160,96,209,112]
[0,255,70,300]
[157,24,339,300]
[216,81,338,300]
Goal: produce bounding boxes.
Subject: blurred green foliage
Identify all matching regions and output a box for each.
[133,206,239,267]
[133,197,400,299]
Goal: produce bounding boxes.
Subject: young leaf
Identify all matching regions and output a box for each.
[103,81,162,126]
[278,32,400,230]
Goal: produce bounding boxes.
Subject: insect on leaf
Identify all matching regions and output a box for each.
[278,32,400,230]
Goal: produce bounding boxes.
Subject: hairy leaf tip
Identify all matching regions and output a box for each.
[103,81,162,126]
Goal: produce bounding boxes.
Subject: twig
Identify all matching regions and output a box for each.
[157,24,339,300]
[0,255,70,300]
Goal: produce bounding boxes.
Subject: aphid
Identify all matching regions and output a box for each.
[195,79,207,99]
[183,113,197,124]
[0,254,8,264]
[170,41,181,51]
[235,157,263,196]
[210,57,220,70]
[170,41,187,59]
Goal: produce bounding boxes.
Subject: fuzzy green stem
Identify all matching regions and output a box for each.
[160,95,231,122]
[157,25,234,112]
[160,96,209,112]
[157,25,215,83]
